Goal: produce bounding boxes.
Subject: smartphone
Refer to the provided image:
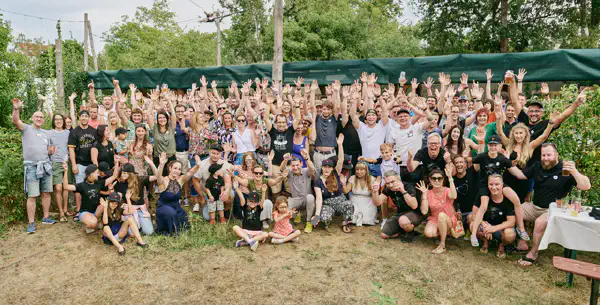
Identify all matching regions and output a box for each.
[400,71,406,80]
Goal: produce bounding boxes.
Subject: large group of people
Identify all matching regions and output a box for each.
[13,69,591,264]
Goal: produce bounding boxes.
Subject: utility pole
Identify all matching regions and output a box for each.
[199,9,237,66]
[87,20,98,71]
[500,0,508,53]
[55,21,65,113]
[272,0,283,86]
[84,13,89,71]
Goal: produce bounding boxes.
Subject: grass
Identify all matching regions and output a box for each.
[145,213,239,252]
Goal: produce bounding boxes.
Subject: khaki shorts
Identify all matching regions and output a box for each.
[52,161,64,185]
[175,151,190,174]
[521,202,548,221]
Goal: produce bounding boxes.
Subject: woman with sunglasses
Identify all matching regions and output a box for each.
[417,166,458,254]
[246,165,275,229]
[216,112,236,163]
[232,114,258,165]
[233,156,276,228]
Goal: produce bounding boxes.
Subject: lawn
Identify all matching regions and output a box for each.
[0,213,597,305]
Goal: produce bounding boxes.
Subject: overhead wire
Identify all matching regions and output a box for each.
[0,8,84,23]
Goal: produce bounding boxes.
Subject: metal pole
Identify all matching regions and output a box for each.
[84,13,89,72]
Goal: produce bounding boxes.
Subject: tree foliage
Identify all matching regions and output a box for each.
[413,0,599,55]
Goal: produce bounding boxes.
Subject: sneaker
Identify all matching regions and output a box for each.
[183,199,190,207]
[235,239,248,247]
[294,213,302,224]
[26,222,36,234]
[250,240,259,251]
[209,219,216,225]
[219,218,226,224]
[304,222,313,233]
[470,234,479,247]
[271,238,283,244]
[292,237,299,243]
[85,228,95,234]
[192,204,200,212]
[42,217,56,225]
[380,218,388,230]
[262,220,269,230]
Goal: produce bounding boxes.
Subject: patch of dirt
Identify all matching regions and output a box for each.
[0,220,596,304]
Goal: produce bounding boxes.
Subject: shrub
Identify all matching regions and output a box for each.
[0,128,26,226]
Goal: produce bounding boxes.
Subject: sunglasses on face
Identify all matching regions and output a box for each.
[237,119,246,122]
[254,171,263,175]
[219,107,227,110]
[431,176,444,181]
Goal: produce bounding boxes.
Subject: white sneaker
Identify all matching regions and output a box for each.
[380,218,388,230]
[192,204,200,212]
[85,228,95,234]
[262,220,269,229]
[292,237,299,243]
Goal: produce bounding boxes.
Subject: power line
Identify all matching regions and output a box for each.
[188,0,204,11]
[0,8,84,23]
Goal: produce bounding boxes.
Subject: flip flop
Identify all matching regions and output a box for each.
[310,215,321,227]
[480,247,488,254]
[432,246,446,254]
[518,255,536,267]
[517,230,530,241]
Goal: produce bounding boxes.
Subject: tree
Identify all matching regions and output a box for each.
[413,0,585,55]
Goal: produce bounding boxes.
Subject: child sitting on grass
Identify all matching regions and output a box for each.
[232,181,269,251]
[269,196,301,244]
[101,191,148,256]
[205,163,226,224]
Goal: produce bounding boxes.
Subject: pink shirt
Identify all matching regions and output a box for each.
[272,211,294,236]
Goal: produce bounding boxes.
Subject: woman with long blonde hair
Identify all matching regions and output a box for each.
[106,111,122,143]
[346,161,378,226]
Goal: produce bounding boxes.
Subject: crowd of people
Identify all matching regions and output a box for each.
[13,70,591,264]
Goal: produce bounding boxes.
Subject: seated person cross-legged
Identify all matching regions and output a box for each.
[471,174,517,258]
[375,170,421,243]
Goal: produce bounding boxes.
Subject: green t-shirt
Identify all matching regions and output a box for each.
[247,177,269,201]
[468,123,498,157]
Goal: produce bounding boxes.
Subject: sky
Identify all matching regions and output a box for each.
[1,0,419,51]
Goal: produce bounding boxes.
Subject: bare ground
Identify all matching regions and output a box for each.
[0,216,597,305]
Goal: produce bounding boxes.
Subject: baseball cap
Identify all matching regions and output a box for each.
[527,100,544,109]
[366,109,377,116]
[342,154,352,169]
[488,134,501,144]
[84,164,98,177]
[98,162,112,176]
[115,127,128,135]
[458,95,468,101]
[315,99,323,106]
[209,163,222,174]
[322,158,335,167]
[396,108,410,116]
[78,110,90,117]
[247,191,260,202]
[108,192,121,202]
[209,143,223,152]
[122,163,135,173]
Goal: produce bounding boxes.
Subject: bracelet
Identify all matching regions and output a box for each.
[402,192,408,195]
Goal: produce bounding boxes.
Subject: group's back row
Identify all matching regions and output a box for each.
[12,70,591,261]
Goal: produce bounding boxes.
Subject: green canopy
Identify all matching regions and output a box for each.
[88,49,600,89]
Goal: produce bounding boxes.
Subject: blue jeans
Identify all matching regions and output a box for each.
[127,210,154,236]
[368,163,382,177]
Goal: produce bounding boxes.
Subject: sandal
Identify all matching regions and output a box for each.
[310,215,321,227]
[517,230,530,241]
[66,211,74,217]
[480,247,488,254]
[118,247,126,256]
[432,246,446,254]
[518,255,536,267]
[59,216,68,223]
[136,242,149,248]
[73,213,80,222]
[342,224,352,233]
[496,250,506,259]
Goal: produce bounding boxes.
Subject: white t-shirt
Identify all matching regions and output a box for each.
[193,158,233,187]
[386,121,424,165]
[358,121,388,159]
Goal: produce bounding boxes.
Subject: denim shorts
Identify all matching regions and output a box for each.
[24,164,52,197]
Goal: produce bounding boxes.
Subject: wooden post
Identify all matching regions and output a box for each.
[215,16,222,66]
[84,13,89,71]
[272,0,283,86]
[500,0,508,53]
[87,20,98,71]
[55,38,65,113]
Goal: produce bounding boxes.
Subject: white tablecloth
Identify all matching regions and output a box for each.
[539,203,600,252]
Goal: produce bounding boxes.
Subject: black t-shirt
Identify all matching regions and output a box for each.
[68,126,97,166]
[337,120,361,154]
[75,180,105,213]
[413,147,446,179]
[475,196,515,226]
[114,176,150,206]
[269,126,295,166]
[242,204,263,231]
[524,161,577,209]
[472,152,513,187]
[382,183,417,215]
[315,172,342,200]
[454,168,480,213]
[519,112,559,163]
[105,209,123,227]
[95,141,115,168]
[205,175,224,199]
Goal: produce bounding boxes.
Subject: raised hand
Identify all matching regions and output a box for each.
[11,98,23,110]
[69,92,77,100]
[444,163,454,178]
[411,78,419,92]
[294,77,304,88]
[540,83,549,95]
[88,80,95,89]
[211,80,217,89]
[471,81,484,100]
[159,152,168,165]
[268,150,275,162]
[415,180,428,195]
[486,69,493,81]
[517,68,527,82]
[337,133,345,145]
[112,78,119,87]
[360,72,368,83]
[310,80,319,92]
[194,154,201,165]
[424,77,434,89]
[373,84,381,97]
[385,83,395,96]
[367,73,378,85]
[283,153,292,161]
[341,86,350,98]
[575,87,589,105]
[200,76,208,87]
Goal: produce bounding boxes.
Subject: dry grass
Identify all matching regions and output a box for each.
[0,215,598,305]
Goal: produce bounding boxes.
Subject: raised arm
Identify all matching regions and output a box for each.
[350,98,360,130]
[68,93,77,125]
[485,69,493,101]
[11,98,25,131]
[88,80,96,104]
[61,162,76,192]
[335,134,345,175]
[554,89,588,126]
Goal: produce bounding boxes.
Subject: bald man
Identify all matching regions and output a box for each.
[12,98,56,233]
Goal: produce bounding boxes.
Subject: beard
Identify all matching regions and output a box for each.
[541,159,558,170]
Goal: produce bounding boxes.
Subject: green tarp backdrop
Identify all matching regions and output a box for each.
[88,49,600,89]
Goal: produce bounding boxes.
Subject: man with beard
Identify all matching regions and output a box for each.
[518,143,590,267]
[451,154,479,232]
[350,94,389,177]
[375,171,420,243]
[310,81,340,177]
[68,109,97,219]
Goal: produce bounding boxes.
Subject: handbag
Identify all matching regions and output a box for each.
[450,214,465,238]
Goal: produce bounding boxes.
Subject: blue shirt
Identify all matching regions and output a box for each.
[175,120,190,152]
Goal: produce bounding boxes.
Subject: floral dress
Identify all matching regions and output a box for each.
[131,142,152,176]
[188,126,216,157]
